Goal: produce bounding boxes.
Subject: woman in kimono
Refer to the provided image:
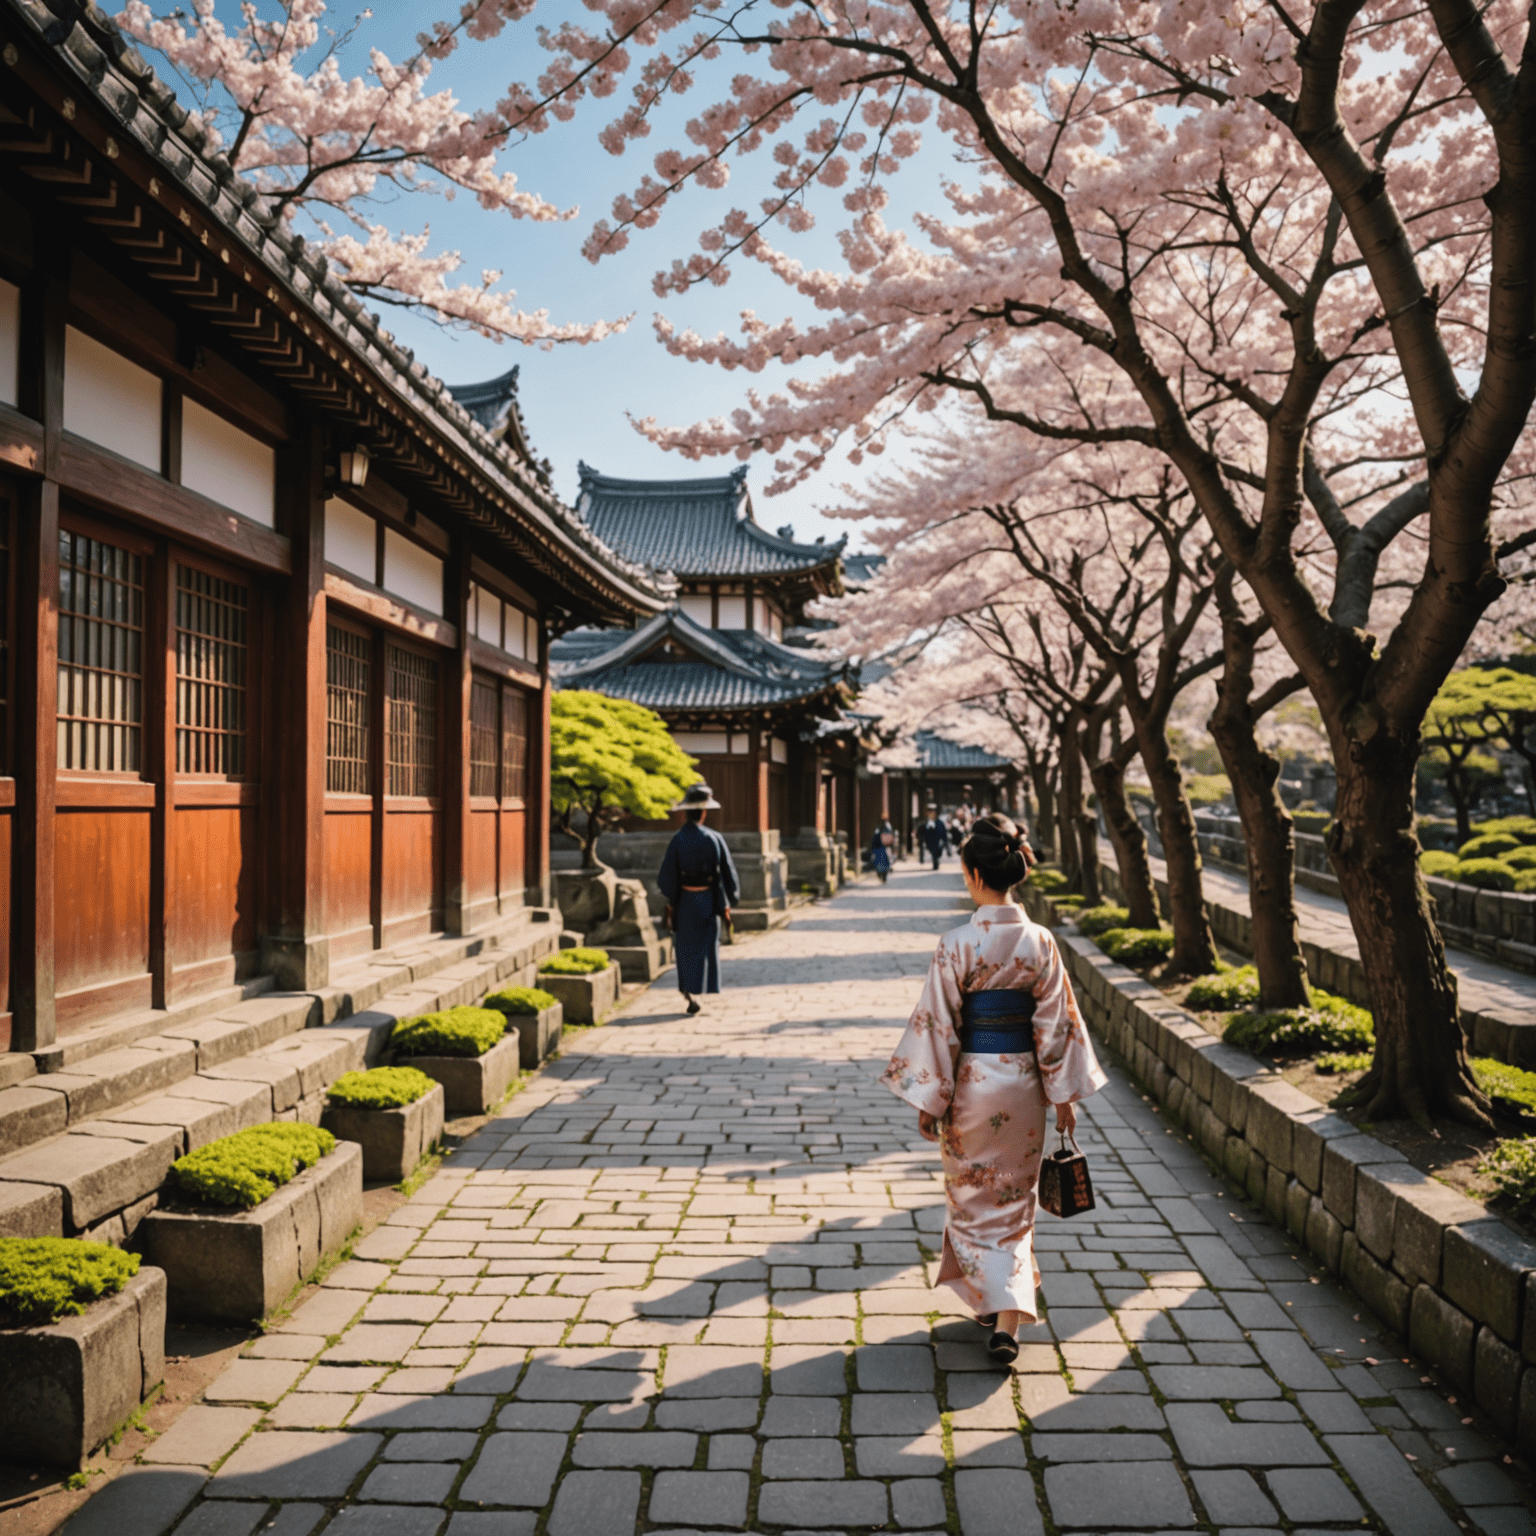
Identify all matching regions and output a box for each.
[882,813,1107,1361]
[657,784,740,1016]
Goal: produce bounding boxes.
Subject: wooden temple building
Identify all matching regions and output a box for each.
[0,1,668,1054]
[878,729,1023,853]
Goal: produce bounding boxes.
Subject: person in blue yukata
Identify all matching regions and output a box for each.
[919,807,948,870]
[657,783,741,1015]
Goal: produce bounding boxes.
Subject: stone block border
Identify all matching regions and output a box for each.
[505,1004,563,1071]
[1025,887,1536,1458]
[397,1033,520,1117]
[539,964,621,1025]
[135,1141,363,1322]
[321,1082,444,1183]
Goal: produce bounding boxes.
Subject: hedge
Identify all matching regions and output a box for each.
[539,947,611,976]
[1459,832,1523,860]
[1097,928,1175,966]
[1185,965,1260,1011]
[1455,857,1517,892]
[171,1123,336,1210]
[392,1006,508,1059]
[1223,990,1373,1055]
[484,986,559,1016]
[1075,904,1130,938]
[327,1066,438,1111]
[0,1238,141,1327]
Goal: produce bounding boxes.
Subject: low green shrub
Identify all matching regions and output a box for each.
[327,1066,438,1111]
[1472,1058,1536,1121]
[1292,810,1331,835]
[1504,847,1536,870]
[1316,1051,1373,1074]
[1455,857,1516,892]
[1186,965,1261,1011]
[1518,870,1536,893]
[1075,904,1130,937]
[1224,990,1374,1056]
[1098,928,1176,966]
[171,1123,336,1209]
[1472,815,1536,843]
[1459,832,1522,860]
[484,986,559,1016]
[1418,849,1460,878]
[539,947,611,976]
[1480,1137,1536,1213]
[0,1238,141,1326]
[1185,772,1232,808]
[1052,894,1085,909]
[1027,868,1068,893]
[392,1006,508,1059]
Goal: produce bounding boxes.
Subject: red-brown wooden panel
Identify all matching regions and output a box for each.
[499,805,526,904]
[172,804,257,967]
[0,811,13,1049]
[468,806,497,904]
[382,801,441,941]
[325,804,374,960]
[55,807,151,995]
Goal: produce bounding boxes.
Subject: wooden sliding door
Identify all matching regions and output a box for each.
[381,640,442,946]
[466,671,531,924]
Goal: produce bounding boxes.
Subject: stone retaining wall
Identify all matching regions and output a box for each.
[1024,885,1536,1457]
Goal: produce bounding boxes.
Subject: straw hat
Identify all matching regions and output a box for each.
[672,782,722,811]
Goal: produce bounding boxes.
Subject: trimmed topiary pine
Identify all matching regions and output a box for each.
[1503,847,1536,870]
[1454,857,1517,892]
[1458,832,1523,859]
[1418,849,1460,878]
[1473,815,1536,843]
[0,1239,141,1327]
[539,947,611,976]
[392,1006,509,1058]
[171,1123,337,1209]
[484,986,559,1016]
[327,1066,438,1111]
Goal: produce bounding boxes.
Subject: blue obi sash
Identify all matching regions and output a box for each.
[959,989,1037,1054]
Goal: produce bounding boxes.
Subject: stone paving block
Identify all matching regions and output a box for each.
[204,1359,308,1407]
[850,1392,940,1433]
[546,1470,640,1536]
[571,1431,696,1466]
[322,1508,442,1536]
[653,1398,760,1431]
[168,1503,271,1536]
[1165,1403,1329,1466]
[646,1470,749,1526]
[707,1433,756,1470]
[770,1344,849,1395]
[855,1344,933,1391]
[380,1432,480,1462]
[757,1481,889,1527]
[660,1344,763,1396]
[1438,1460,1527,1505]
[1327,1433,1461,1536]
[761,1438,846,1479]
[1028,1432,1166,1461]
[855,1433,946,1476]
[1267,1466,1365,1522]
[58,1466,206,1536]
[358,1463,458,1505]
[760,1397,842,1436]
[457,1433,567,1507]
[140,1407,262,1467]
[890,1477,947,1529]
[207,1431,383,1499]
[1189,1468,1276,1525]
[443,1517,535,1536]
[349,1394,494,1430]
[954,1468,1044,1536]
[1043,1460,1195,1528]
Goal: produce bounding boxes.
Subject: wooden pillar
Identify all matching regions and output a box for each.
[149,541,174,1007]
[443,538,472,935]
[752,725,769,834]
[261,426,329,990]
[532,620,552,908]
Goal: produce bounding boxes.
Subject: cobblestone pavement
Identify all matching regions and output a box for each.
[74,868,1535,1536]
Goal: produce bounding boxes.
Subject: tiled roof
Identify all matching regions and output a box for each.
[576,464,846,579]
[915,731,1013,770]
[842,553,886,587]
[552,610,849,713]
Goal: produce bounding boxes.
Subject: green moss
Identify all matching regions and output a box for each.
[1292,810,1332,835]
[1224,990,1373,1056]
[0,1238,141,1327]
[1052,894,1085,909]
[1459,833,1522,860]
[1504,847,1536,870]
[1075,904,1130,937]
[1316,1051,1373,1074]
[1184,772,1232,808]
[1518,870,1536,894]
[1480,1137,1536,1212]
[326,1066,437,1111]
[1419,849,1460,878]
[1454,857,1516,892]
[1473,815,1536,843]
[1186,965,1260,1011]
[1472,1058,1536,1122]
[484,985,559,1016]
[392,1006,508,1059]
[1027,867,1068,893]
[539,947,611,976]
[171,1124,336,1210]
[1097,928,1175,966]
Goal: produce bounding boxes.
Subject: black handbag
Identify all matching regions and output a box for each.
[1039,1128,1095,1218]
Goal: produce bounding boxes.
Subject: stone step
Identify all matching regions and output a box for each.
[0,906,561,1242]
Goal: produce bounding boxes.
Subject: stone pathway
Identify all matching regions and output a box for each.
[67,868,1535,1536]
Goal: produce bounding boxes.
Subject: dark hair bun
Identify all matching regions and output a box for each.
[961,812,1033,893]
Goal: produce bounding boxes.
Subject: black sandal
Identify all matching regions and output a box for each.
[988,1329,1019,1364]
[976,1313,998,1330]
[685,997,701,1015]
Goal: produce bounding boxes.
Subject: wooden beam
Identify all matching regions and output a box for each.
[149,538,174,1007]
[443,534,472,935]
[324,568,456,650]
[532,626,552,908]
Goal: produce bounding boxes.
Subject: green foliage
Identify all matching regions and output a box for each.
[1027,867,1068,893]
[326,1067,437,1111]
[1503,847,1536,870]
[1419,849,1460,878]
[1052,894,1084,908]
[1075,904,1130,937]
[1472,1058,1536,1121]
[1097,928,1176,965]
[1454,857,1517,892]
[539,947,611,975]
[1184,772,1233,808]
[1518,870,1536,893]
[392,1006,508,1059]
[1316,1052,1373,1074]
[1186,965,1261,1011]
[1224,990,1374,1056]
[1459,832,1523,859]
[1473,815,1536,842]
[550,691,699,832]
[171,1124,336,1210]
[1479,1137,1536,1213]
[1292,810,1331,835]
[0,1238,141,1326]
[484,986,559,1016]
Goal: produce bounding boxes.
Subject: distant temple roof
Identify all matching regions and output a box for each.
[446,365,549,484]
[842,553,885,588]
[914,730,1013,770]
[576,464,847,582]
[553,610,850,716]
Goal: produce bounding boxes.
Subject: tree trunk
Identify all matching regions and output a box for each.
[1028,760,1058,859]
[1207,628,1311,1009]
[1088,753,1159,927]
[1330,743,1491,1129]
[1445,761,1474,845]
[1139,724,1218,975]
[1060,710,1100,903]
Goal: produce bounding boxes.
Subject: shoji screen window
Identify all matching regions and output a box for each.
[501,685,529,802]
[326,623,371,794]
[386,644,437,797]
[175,566,248,775]
[470,678,499,798]
[58,528,144,773]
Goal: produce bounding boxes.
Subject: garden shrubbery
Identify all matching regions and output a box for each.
[1454,857,1517,892]
[1075,904,1130,937]
[0,1238,140,1326]
[484,986,559,1016]
[171,1124,336,1209]
[1418,850,1460,878]
[1097,928,1175,966]
[539,947,611,976]
[1423,817,1536,892]
[1459,832,1523,859]
[327,1066,438,1111]
[1472,1058,1536,1122]
[1185,965,1261,1011]
[1223,990,1373,1055]
[1316,1051,1373,1074]
[1053,894,1085,909]
[1480,1138,1536,1213]
[392,1006,508,1059]
[1027,868,1068,893]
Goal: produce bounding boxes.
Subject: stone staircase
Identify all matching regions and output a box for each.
[0,907,561,1245]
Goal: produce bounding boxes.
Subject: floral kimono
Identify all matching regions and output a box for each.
[882,903,1107,1320]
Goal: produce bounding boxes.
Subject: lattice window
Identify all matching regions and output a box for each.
[501,684,529,801]
[176,566,248,775]
[387,643,437,797]
[58,529,144,772]
[326,623,371,794]
[470,677,499,799]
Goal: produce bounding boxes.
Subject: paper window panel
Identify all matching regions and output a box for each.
[0,280,17,408]
[679,593,713,627]
[383,529,444,616]
[325,498,377,582]
[716,594,746,629]
[674,730,728,754]
[181,398,275,527]
[63,326,162,471]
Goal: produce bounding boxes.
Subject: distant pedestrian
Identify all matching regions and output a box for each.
[657,784,740,1016]
[882,813,1107,1362]
[869,819,895,883]
[920,809,947,870]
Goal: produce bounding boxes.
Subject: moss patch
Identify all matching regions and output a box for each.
[1027,867,1068,894]
[0,1238,141,1327]
[1075,904,1130,937]
[327,1066,438,1111]
[392,1006,508,1059]
[484,985,559,1016]
[539,947,611,976]
[172,1123,336,1210]
[1097,928,1175,966]
[1480,1137,1536,1213]
[1185,965,1260,1011]
[1224,990,1373,1056]
[1472,1058,1536,1123]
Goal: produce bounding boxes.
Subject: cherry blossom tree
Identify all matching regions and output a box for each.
[119,0,622,343]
